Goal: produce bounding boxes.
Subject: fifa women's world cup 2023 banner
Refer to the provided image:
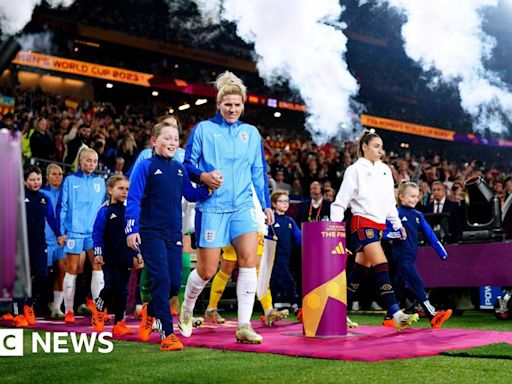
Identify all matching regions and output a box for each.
[302,222,347,337]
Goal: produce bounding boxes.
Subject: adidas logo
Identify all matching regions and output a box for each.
[154,169,163,175]
[24,198,30,202]
[331,241,345,255]
[110,213,117,219]
[274,223,281,228]
[401,216,408,221]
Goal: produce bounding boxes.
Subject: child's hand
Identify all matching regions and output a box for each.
[94,255,104,265]
[57,235,67,247]
[127,233,141,251]
[134,253,144,269]
[398,227,407,240]
[200,170,223,190]
[264,208,275,225]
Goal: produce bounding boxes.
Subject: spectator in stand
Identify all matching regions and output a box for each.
[274,167,291,193]
[54,131,65,162]
[426,181,464,242]
[64,124,92,164]
[418,180,431,211]
[301,159,320,193]
[113,157,125,175]
[298,181,331,224]
[323,187,335,202]
[118,133,138,172]
[30,118,56,162]
[505,177,512,200]
[0,112,16,130]
[289,179,304,200]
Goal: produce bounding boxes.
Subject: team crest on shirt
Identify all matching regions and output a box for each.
[66,239,75,249]
[40,197,46,204]
[288,223,292,229]
[204,230,216,243]
[94,183,101,192]
[239,131,249,143]
[416,217,420,224]
[365,229,374,239]
[177,169,183,177]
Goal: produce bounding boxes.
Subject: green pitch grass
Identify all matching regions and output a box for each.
[2,311,512,384]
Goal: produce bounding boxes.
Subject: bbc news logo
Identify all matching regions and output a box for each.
[0,329,113,356]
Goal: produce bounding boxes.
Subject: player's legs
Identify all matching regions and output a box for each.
[86,243,104,302]
[63,241,82,322]
[362,242,419,329]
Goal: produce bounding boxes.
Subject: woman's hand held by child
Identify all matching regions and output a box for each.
[200,170,223,190]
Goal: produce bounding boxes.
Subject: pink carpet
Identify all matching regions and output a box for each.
[3,316,512,362]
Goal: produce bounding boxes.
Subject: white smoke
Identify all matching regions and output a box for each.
[379,0,512,133]
[17,31,55,52]
[188,0,360,144]
[0,0,74,36]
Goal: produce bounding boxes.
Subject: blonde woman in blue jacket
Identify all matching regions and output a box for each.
[59,147,105,323]
[179,71,274,343]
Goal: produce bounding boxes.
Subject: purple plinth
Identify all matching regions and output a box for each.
[302,221,347,337]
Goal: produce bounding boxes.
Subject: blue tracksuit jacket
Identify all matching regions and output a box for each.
[184,111,267,213]
[269,213,302,259]
[25,188,60,250]
[93,202,137,268]
[128,147,185,178]
[42,184,61,246]
[125,154,209,241]
[58,170,106,236]
[385,206,447,261]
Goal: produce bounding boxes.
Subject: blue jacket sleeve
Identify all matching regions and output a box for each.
[58,177,69,235]
[92,207,108,256]
[383,216,402,239]
[44,196,61,237]
[290,217,302,245]
[419,212,448,259]
[184,125,204,184]
[125,160,149,235]
[182,164,210,202]
[260,141,271,208]
[251,136,267,209]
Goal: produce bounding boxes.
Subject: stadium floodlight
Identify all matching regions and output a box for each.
[178,103,190,111]
[195,99,208,105]
[464,176,502,229]
[152,91,159,97]
[274,111,281,118]
[106,83,113,89]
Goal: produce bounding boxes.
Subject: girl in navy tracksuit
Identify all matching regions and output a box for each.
[91,175,140,335]
[125,121,209,351]
[268,190,302,313]
[9,166,62,327]
[385,181,452,329]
